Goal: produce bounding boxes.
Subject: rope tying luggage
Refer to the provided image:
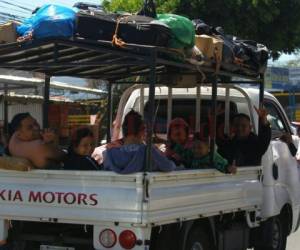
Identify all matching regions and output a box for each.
[112,17,126,48]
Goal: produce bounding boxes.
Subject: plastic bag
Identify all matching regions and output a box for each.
[17,4,76,39]
[157,14,195,49]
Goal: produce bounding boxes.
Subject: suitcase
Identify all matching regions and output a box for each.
[76,11,118,41]
[76,11,172,47]
[73,2,104,11]
[0,22,17,44]
[195,35,223,62]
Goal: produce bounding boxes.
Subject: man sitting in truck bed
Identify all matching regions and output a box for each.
[103,110,176,173]
[218,107,271,166]
[7,113,65,169]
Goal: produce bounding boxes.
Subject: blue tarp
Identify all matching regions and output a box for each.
[17,4,76,39]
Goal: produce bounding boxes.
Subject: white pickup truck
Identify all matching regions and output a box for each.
[0,84,299,250]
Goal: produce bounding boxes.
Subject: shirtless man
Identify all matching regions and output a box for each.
[8,113,65,168]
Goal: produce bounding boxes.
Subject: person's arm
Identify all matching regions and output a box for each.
[257,121,272,156]
[172,144,193,166]
[255,106,272,156]
[92,139,123,164]
[31,143,65,168]
[41,129,59,146]
[214,152,230,173]
[217,139,234,165]
[152,146,176,172]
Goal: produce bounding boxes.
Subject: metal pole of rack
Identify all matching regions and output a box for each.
[259,74,265,109]
[43,75,50,128]
[106,83,113,143]
[145,48,157,172]
[210,75,218,164]
[258,74,265,136]
[3,84,8,135]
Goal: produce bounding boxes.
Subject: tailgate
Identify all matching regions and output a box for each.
[0,170,144,225]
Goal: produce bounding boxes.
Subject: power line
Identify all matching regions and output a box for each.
[9,0,35,9]
[0,0,33,12]
[0,11,25,19]
[0,5,31,16]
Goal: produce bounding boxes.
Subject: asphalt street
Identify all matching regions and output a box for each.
[287,229,300,250]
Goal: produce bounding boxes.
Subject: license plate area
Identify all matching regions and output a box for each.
[40,246,75,250]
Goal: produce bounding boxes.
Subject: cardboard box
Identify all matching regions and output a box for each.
[0,22,17,44]
[195,35,223,62]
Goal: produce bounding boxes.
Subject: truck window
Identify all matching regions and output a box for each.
[264,101,288,138]
[143,99,238,136]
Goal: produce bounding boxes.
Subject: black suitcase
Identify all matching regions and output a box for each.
[76,11,119,41]
[73,2,104,11]
[76,11,172,47]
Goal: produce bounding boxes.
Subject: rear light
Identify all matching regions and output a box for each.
[99,229,117,248]
[119,230,137,249]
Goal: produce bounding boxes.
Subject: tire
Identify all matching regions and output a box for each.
[254,216,287,250]
[185,226,214,250]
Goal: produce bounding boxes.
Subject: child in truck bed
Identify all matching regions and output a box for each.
[63,127,100,171]
[191,137,236,174]
[165,118,193,167]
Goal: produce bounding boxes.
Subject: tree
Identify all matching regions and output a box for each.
[103,0,300,59]
[102,0,142,13]
[284,57,300,68]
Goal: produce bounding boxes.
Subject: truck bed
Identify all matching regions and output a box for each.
[0,168,262,226]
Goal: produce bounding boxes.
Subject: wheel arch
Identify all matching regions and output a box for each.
[279,203,293,236]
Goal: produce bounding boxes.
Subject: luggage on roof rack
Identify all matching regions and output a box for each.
[193,19,269,76]
[76,11,172,47]
[0,22,18,44]
[17,4,76,40]
[73,2,104,11]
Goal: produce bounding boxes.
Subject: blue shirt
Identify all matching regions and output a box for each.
[103,144,176,174]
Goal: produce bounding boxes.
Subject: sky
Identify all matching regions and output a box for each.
[0,0,102,22]
[29,0,101,9]
[4,0,101,11]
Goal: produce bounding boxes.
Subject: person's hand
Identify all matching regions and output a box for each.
[280,133,293,144]
[254,106,268,125]
[41,128,57,144]
[157,143,166,153]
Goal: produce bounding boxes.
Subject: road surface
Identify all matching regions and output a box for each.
[287,229,300,250]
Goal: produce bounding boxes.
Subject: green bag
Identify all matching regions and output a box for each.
[157,13,195,49]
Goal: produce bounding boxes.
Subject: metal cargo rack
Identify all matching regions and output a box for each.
[0,37,265,171]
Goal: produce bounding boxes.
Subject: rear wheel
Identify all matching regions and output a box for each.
[185,226,214,250]
[254,216,287,250]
